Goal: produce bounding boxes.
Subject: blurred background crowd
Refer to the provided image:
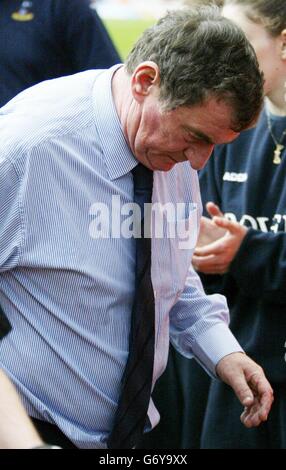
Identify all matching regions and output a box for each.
[96,0,223,58]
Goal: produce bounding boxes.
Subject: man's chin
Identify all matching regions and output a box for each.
[142,152,179,172]
[151,157,178,172]
[150,161,176,172]
[161,162,176,171]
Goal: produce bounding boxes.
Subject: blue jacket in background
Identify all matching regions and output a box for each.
[199,108,286,383]
[0,0,120,107]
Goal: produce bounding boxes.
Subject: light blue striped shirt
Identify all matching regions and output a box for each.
[0,65,242,448]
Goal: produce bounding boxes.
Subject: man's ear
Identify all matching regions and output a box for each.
[131,62,160,103]
[280,29,286,60]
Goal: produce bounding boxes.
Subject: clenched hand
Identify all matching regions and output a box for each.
[216,352,274,428]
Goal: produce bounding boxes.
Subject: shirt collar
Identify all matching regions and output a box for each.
[92,64,138,180]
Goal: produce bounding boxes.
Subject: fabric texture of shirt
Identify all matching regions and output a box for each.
[0,0,120,107]
[0,65,242,448]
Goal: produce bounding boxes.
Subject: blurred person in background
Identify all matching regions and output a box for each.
[184,0,224,7]
[0,0,120,107]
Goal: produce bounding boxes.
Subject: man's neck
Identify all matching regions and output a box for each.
[111,66,142,159]
[112,66,132,127]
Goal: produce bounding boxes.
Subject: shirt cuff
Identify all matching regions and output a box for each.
[191,322,244,378]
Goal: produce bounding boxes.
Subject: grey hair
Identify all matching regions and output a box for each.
[126,6,264,131]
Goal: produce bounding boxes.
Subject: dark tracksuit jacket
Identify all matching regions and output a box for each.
[199,109,286,383]
[199,108,286,448]
[0,0,120,107]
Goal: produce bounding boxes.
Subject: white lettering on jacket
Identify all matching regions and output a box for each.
[223,172,248,183]
[224,213,286,233]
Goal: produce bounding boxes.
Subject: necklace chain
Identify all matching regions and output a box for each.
[266,112,286,164]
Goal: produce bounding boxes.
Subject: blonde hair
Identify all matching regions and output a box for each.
[184,0,224,7]
[225,0,286,36]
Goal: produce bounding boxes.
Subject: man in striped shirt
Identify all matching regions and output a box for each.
[0,6,273,448]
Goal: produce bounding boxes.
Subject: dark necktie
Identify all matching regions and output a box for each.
[107,163,155,449]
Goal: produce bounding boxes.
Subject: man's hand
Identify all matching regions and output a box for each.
[193,202,247,274]
[216,352,274,428]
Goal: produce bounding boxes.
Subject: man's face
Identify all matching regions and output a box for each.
[131,93,240,172]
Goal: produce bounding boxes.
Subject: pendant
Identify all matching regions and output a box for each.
[273,144,284,164]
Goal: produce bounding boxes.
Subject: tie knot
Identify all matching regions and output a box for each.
[132,163,153,192]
